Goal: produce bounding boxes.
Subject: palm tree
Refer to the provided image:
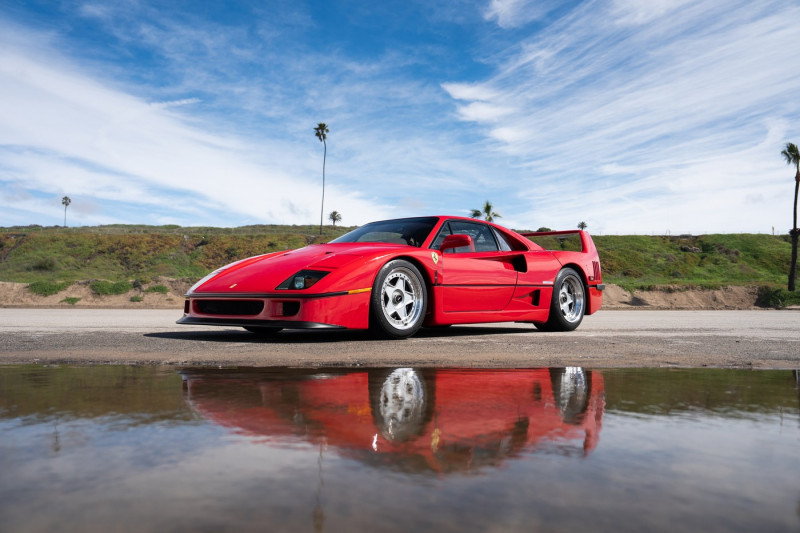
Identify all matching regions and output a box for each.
[781,142,800,291]
[314,123,330,235]
[61,196,71,227]
[329,210,342,227]
[578,221,588,230]
[470,200,501,222]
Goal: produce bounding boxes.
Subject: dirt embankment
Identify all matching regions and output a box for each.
[0,280,763,310]
[601,284,761,310]
[0,279,192,309]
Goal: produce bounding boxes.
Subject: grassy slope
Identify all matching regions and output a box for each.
[1,225,795,299]
[0,224,342,284]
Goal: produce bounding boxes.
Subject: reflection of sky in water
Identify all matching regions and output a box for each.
[0,366,798,533]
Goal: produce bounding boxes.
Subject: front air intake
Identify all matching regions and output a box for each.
[196,300,264,316]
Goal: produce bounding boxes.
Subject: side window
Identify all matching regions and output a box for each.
[448,221,500,253]
[430,222,452,250]
[492,228,513,252]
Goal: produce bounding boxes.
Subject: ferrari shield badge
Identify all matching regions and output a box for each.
[431,252,439,265]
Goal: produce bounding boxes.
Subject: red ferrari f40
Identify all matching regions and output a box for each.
[178,216,604,338]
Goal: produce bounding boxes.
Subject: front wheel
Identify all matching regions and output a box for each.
[370,260,427,339]
[538,268,586,331]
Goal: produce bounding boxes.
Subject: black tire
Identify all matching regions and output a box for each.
[243,326,282,336]
[541,268,586,331]
[370,260,427,339]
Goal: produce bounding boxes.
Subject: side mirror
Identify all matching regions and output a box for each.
[439,234,474,253]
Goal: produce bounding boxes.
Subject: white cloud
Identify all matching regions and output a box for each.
[0,24,390,227]
[446,0,800,233]
[2,0,799,236]
[610,0,695,26]
[149,98,201,110]
[441,82,499,102]
[484,0,558,29]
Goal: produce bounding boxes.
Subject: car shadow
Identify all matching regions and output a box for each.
[144,324,536,344]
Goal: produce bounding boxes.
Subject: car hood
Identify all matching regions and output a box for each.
[190,242,410,294]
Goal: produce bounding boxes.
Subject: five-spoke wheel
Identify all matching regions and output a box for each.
[371,260,427,338]
[536,267,586,331]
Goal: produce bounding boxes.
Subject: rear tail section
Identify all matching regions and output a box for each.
[521,230,604,314]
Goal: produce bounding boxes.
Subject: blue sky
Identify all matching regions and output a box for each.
[1,0,799,234]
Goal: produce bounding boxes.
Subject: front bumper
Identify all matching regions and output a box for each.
[177,290,372,330]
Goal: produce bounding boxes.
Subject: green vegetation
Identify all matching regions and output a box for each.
[130,295,144,303]
[145,284,169,294]
[471,200,501,222]
[28,280,72,296]
[756,286,800,308]
[61,297,81,305]
[90,280,132,295]
[314,122,330,235]
[780,142,799,291]
[0,224,796,305]
[526,231,792,291]
[0,224,335,284]
[595,233,792,291]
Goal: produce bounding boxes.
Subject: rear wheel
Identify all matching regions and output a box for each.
[537,268,585,331]
[550,367,591,424]
[370,260,427,339]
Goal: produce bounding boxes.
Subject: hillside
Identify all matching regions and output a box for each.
[1,224,797,308]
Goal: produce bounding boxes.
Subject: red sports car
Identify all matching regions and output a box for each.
[177,216,605,338]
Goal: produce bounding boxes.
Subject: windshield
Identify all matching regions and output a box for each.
[330,217,439,247]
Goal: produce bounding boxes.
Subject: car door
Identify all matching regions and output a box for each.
[431,220,518,312]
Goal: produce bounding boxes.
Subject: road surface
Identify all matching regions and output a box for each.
[0,309,798,368]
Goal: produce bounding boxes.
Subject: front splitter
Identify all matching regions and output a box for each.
[176,316,345,329]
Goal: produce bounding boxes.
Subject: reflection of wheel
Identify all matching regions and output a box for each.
[370,260,427,338]
[549,367,591,424]
[369,369,435,442]
[243,326,282,336]
[537,268,585,331]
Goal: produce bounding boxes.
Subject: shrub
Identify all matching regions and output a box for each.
[756,287,800,308]
[60,297,81,305]
[130,295,144,302]
[90,280,131,295]
[145,284,169,294]
[31,257,57,271]
[28,280,71,296]
[133,277,152,288]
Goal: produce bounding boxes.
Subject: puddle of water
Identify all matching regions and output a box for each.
[0,366,798,532]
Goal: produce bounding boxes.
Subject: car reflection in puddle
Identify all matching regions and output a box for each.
[181,367,604,473]
[2,365,799,533]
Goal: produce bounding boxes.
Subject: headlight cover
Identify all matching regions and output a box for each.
[277,270,330,290]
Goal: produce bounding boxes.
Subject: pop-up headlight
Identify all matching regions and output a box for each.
[277,270,330,290]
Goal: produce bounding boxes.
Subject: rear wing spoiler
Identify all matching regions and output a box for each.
[519,230,595,254]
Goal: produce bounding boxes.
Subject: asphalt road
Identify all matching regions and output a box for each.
[0,309,798,368]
